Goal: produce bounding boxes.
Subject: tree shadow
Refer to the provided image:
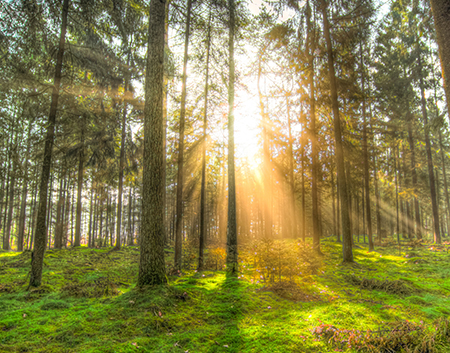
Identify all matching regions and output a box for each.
[207,271,243,353]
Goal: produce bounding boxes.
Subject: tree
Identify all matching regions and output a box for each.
[29,0,70,287]
[174,0,193,271]
[321,0,353,263]
[226,0,238,273]
[137,0,167,287]
[198,10,212,271]
[429,0,450,115]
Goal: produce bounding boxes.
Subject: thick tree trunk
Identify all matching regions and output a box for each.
[321,0,353,262]
[174,0,193,270]
[29,0,69,287]
[430,0,450,115]
[138,0,167,286]
[226,0,238,273]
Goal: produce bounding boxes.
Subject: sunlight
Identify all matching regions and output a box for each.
[234,90,261,167]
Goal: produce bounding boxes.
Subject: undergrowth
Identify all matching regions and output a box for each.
[0,236,449,352]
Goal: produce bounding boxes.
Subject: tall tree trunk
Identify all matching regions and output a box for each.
[115,80,128,250]
[198,10,212,271]
[429,0,450,115]
[74,116,85,247]
[29,0,69,287]
[88,184,93,247]
[439,130,450,239]
[419,54,441,243]
[174,0,193,270]
[407,113,422,239]
[4,146,16,251]
[138,0,167,287]
[307,0,320,253]
[286,93,296,239]
[301,128,306,242]
[321,0,353,262]
[18,118,33,251]
[162,1,170,243]
[360,43,373,251]
[226,0,238,273]
[258,51,271,239]
[374,156,382,243]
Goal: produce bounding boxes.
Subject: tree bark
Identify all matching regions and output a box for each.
[321,0,353,262]
[29,0,69,287]
[429,0,450,115]
[74,116,85,247]
[226,0,238,273]
[360,43,373,251]
[138,0,167,286]
[18,117,33,251]
[439,130,450,238]
[307,0,320,253]
[115,81,128,250]
[174,0,193,270]
[419,54,441,243]
[198,10,212,271]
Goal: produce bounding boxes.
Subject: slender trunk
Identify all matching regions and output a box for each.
[226,0,238,273]
[286,94,296,238]
[301,128,306,242]
[419,54,441,243]
[360,43,373,250]
[321,0,352,262]
[331,164,337,238]
[258,51,272,239]
[162,1,170,243]
[29,0,69,287]
[407,112,422,239]
[115,81,128,250]
[439,130,450,239]
[88,184,93,247]
[307,0,320,252]
[174,0,193,270]
[4,153,16,251]
[74,117,85,247]
[198,10,212,271]
[18,118,33,251]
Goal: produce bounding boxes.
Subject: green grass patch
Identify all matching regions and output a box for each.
[0,238,450,352]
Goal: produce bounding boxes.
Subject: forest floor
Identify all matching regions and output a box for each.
[1,238,450,353]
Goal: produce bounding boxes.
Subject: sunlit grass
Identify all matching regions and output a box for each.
[1,238,450,352]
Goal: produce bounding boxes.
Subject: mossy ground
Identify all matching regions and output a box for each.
[1,238,449,352]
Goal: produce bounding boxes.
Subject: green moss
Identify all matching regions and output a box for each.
[0,241,450,352]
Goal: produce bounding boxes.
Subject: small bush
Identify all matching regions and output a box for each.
[243,239,322,284]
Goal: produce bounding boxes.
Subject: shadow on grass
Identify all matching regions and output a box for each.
[207,271,243,353]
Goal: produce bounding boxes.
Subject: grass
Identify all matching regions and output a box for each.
[0,237,450,352]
